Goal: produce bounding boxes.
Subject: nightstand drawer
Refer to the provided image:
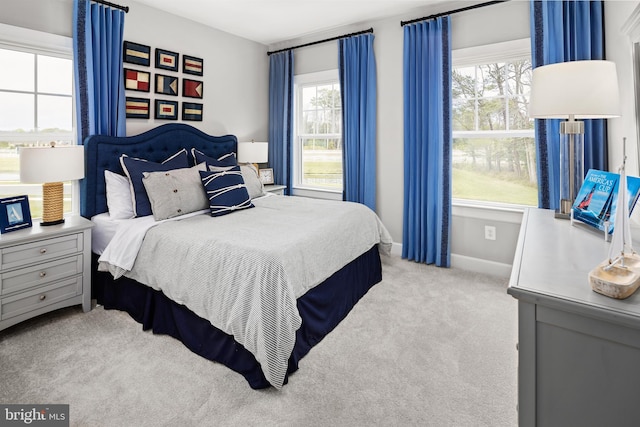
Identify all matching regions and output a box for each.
[0,233,83,271]
[0,255,83,296]
[0,276,82,321]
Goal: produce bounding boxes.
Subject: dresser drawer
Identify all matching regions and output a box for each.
[0,233,83,271]
[0,255,83,296]
[0,276,82,321]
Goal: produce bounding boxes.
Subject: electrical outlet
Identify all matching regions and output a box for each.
[484,225,496,241]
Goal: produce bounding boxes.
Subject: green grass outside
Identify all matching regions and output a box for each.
[453,168,537,206]
[303,161,342,189]
[0,156,19,173]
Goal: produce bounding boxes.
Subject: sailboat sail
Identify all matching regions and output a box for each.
[607,164,633,264]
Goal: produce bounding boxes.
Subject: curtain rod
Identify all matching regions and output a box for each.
[267,28,373,56]
[92,0,129,13]
[401,0,508,26]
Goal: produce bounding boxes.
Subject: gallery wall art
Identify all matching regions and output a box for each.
[123,41,204,120]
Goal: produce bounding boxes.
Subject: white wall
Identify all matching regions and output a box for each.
[607,1,640,174]
[0,0,269,143]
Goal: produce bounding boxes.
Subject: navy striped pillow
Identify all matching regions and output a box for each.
[199,166,253,217]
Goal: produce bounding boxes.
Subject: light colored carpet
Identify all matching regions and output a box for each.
[0,254,518,427]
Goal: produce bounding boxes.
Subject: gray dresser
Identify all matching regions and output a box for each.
[508,208,640,427]
[0,216,93,331]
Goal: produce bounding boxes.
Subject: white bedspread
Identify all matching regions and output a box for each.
[98,195,392,388]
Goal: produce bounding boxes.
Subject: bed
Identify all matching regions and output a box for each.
[81,123,391,389]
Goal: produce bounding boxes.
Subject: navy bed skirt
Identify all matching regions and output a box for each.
[92,245,382,389]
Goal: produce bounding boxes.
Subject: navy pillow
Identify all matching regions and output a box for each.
[120,149,190,217]
[199,166,253,217]
[191,148,237,168]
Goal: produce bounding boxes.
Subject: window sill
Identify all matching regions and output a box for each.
[452,199,530,224]
[291,186,342,200]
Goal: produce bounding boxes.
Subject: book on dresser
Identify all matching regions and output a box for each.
[572,169,640,234]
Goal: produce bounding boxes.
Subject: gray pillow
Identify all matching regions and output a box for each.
[142,163,208,221]
[209,163,265,200]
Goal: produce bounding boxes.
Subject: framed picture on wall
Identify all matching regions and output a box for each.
[154,99,178,120]
[183,55,203,76]
[183,79,203,99]
[155,74,178,96]
[123,41,150,66]
[182,102,203,121]
[124,68,150,92]
[155,48,179,72]
[125,97,150,119]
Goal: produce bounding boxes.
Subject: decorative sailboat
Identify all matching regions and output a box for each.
[588,138,640,299]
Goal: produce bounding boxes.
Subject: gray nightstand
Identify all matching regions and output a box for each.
[264,184,286,195]
[0,216,93,331]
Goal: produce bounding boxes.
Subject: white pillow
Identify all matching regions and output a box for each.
[105,170,134,219]
[208,163,264,200]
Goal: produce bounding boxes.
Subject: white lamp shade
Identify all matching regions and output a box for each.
[529,60,621,119]
[20,145,85,183]
[237,141,268,163]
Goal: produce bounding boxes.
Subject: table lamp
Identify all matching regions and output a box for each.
[237,140,268,172]
[19,143,85,225]
[529,60,621,218]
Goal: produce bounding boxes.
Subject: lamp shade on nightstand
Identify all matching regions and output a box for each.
[237,140,268,170]
[20,144,85,225]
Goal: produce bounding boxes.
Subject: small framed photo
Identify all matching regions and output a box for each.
[183,55,203,76]
[155,48,179,72]
[154,99,178,120]
[0,195,32,234]
[259,168,274,185]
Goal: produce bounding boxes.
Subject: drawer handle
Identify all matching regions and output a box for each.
[39,248,47,254]
[39,295,46,301]
[39,271,47,278]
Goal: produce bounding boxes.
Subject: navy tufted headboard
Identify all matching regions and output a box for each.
[81,123,237,219]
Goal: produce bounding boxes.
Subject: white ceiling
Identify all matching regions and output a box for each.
[131,0,451,46]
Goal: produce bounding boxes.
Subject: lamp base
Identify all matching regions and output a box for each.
[42,182,65,225]
[41,219,65,227]
[554,198,574,220]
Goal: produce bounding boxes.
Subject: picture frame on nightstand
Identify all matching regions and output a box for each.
[259,168,274,185]
[0,195,32,234]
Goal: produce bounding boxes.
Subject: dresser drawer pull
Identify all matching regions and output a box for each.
[39,295,46,301]
[39,271,47,278]
[40,248,47,254]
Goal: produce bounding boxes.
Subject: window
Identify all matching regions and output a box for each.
[452,39,536,206]
[294,70,342,192]
[0,25,74,219]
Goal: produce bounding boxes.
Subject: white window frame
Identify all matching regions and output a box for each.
[0,24,78,215]
[292,69,342,200]
[451,38,535,210]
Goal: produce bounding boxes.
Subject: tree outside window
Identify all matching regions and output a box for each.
[295,74,342,191]
[452,58,537,206]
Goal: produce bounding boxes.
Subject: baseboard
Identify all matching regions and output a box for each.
[387,243,511,278]
[450,254,512,278]
[390,242,403,257]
